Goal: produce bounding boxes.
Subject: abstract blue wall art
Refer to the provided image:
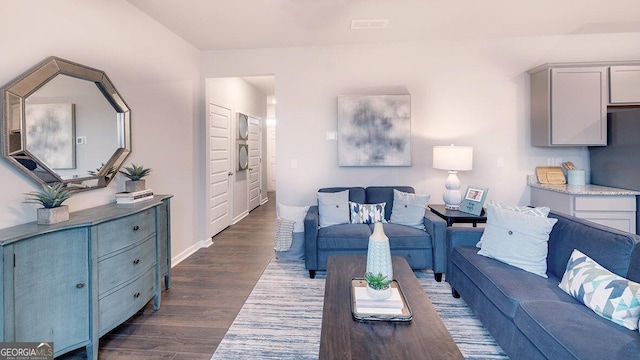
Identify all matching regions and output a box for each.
[338,95,411,166]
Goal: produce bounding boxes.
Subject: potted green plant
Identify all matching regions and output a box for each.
[364,272,392,300]
[119,163,153,192]
[24,183,72,225]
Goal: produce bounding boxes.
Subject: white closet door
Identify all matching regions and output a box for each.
[248,116,261,211]
[206,103,232,238]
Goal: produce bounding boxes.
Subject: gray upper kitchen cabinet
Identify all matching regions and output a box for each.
[529,66,607,147]
[609,66,640,104]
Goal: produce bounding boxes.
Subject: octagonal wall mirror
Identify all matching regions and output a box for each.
[1,57,131,191]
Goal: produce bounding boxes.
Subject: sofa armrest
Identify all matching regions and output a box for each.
[423,211,447,276]
[304,206,319,272]
[445,227,484,283]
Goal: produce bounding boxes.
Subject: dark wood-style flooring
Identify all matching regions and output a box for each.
[61,193,277,359]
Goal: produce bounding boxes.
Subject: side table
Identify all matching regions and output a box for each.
[428,204,487,227]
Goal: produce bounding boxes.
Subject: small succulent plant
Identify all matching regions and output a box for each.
[119,163,152,181]
[365,272,392,290]
[88,162,117,178]
[24,183,72,208]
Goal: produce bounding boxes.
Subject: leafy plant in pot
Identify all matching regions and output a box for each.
[24,183,72,225]
[364,272,393,300]
[119,163,152,193]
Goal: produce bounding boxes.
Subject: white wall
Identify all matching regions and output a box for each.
[0,1,202,262]
[206,77,268,220]
[202,33,640,207]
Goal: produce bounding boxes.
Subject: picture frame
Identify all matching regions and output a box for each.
[25,103,76,169]
[459,186,488,216]
[337,94,411,167]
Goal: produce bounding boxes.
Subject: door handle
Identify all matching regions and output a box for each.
[228,171,233,176]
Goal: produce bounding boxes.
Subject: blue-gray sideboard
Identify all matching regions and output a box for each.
[0,195,172,359]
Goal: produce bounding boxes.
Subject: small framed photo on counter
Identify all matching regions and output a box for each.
[460,186,488,216]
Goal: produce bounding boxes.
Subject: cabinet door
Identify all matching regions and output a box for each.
[550,67,607,145]
[609,66,640,104]
[13,228,89,353]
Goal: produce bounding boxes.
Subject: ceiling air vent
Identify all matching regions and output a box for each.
[350,19,389,30]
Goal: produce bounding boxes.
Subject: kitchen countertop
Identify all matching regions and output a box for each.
[527,175,640,196]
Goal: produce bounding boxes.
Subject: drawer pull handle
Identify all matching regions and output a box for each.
[133,225,140,231]
[76,283,85,289]
[133,292,140,298]
[133,259,140,265]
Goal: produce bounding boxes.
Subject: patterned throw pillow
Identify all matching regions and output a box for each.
[389,189,431,230]
[349,202,387,224]
[559,249,640,330]
[273,218,295,251]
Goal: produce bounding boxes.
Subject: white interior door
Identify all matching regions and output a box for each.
[206,103,232,238]
[248,116,261,211]
[266,124,276,192]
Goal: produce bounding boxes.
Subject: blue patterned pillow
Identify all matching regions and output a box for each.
[559,249,640,330]
[349,202,387,224]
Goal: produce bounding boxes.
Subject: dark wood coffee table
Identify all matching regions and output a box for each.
[319,255,463,360]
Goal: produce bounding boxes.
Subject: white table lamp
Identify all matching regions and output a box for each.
[433,145,473,210]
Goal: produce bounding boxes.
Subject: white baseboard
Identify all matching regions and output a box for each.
[233,211,249,224]
[171,237,213,267]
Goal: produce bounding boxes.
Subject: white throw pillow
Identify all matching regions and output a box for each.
[477,203,557,278]
[389,189,431,230]
[277,203,310,233]
[317,190,350,228]
[477,201,551,248]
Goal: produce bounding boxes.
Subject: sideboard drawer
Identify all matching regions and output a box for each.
[98,267,155,336]
[97,208,155,257]
[98,236,156,296]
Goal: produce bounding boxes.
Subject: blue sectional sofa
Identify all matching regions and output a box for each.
[304,186,447,279]
[447,210,640,360]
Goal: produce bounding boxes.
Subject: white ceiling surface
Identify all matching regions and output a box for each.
[129,0,640,51]
[128,0,640,97]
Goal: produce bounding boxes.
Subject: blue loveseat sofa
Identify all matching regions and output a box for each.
[303,186,447,279]
[447,210,640,359]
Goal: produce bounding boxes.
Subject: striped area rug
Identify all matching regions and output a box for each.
[211,259,507,360]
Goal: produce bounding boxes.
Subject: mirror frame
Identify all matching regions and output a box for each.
[1,56,131,191]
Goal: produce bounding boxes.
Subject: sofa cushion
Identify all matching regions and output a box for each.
[317,224,372,249]
[372,223,432,249]
[514,300,640,360]
[349,201,387,224]
[318,190,350,228]
[318,187,366,203]
[546,211,640,279]
[365,186,415,221]
[559,249,640,330]
[452,246,575,319]
[390,189,431,230]
[478,204,557,278]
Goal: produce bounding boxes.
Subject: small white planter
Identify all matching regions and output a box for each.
[37,205,69,225]
[125,180,146,193]
[366,285,392,300]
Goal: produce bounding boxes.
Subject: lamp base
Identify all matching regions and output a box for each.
[442,171,462,211]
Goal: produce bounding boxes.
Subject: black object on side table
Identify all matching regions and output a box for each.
[428,204,487,227]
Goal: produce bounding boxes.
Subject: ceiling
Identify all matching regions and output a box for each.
[128,0,640,97]
[129,0,640,51]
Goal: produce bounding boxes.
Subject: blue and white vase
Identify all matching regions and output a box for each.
[366,222,393,299]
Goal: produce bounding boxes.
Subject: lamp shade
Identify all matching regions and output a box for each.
[433,145,473,171]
